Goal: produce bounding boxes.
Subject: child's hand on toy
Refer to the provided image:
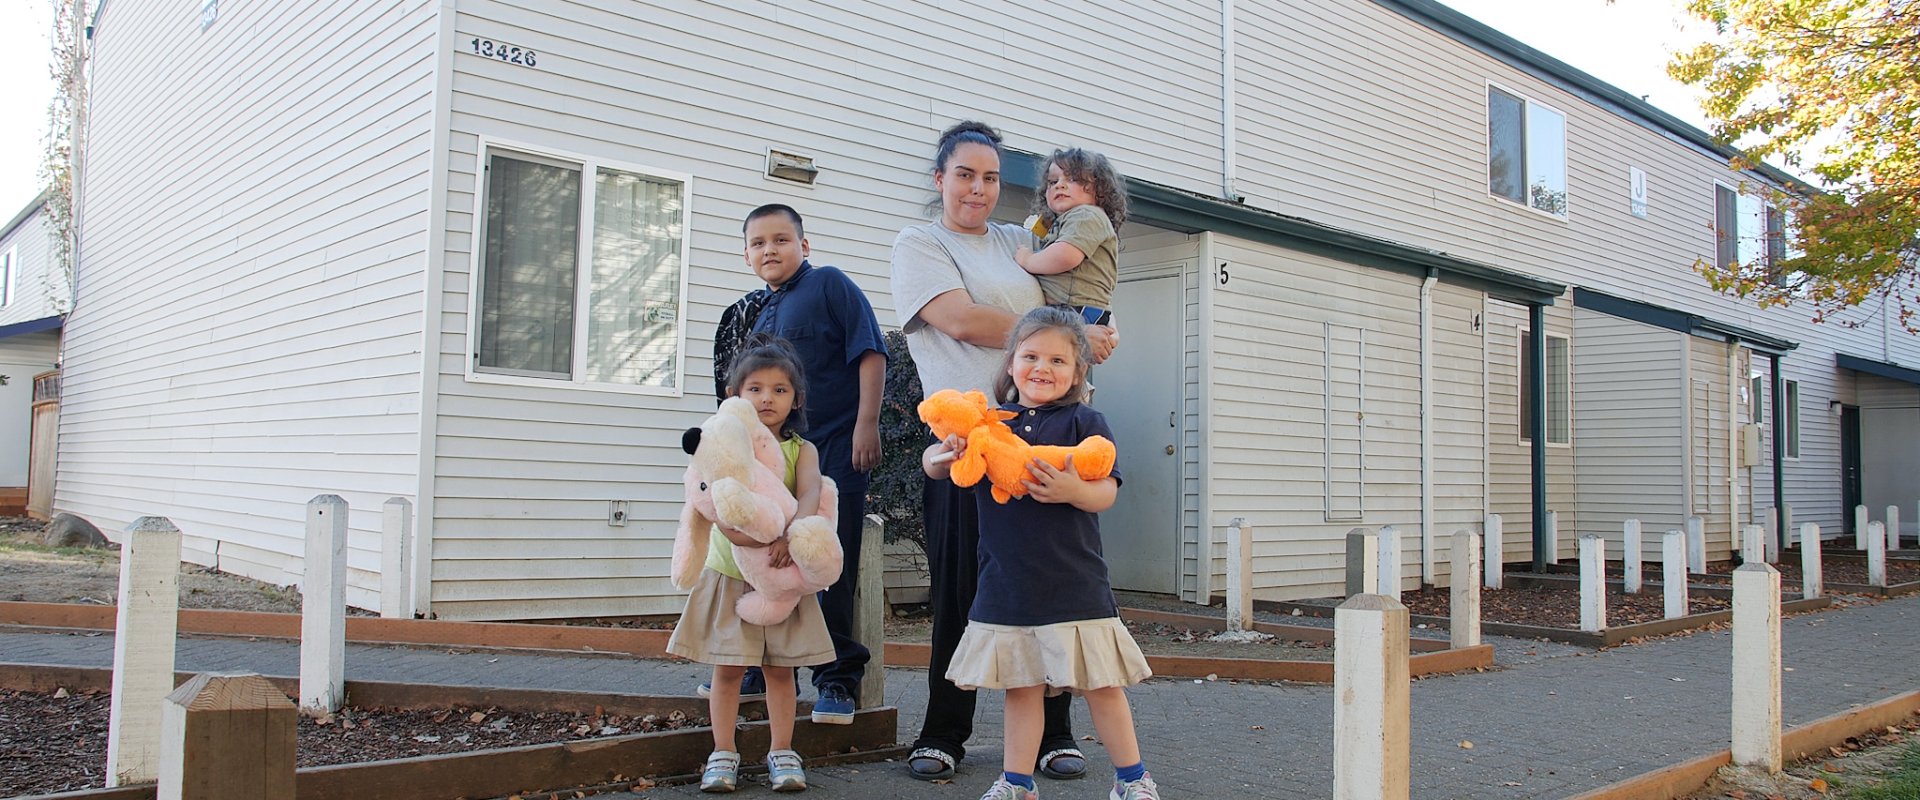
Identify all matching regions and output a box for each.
[1023,455,1118,512]
[767,536,793,569]
[923,433,966,478]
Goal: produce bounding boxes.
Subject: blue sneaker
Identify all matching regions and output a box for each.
[809,683,855,725]
[697,670,767,699]
[700,750,740,793]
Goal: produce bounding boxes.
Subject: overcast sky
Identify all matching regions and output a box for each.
[0,0,1717,220]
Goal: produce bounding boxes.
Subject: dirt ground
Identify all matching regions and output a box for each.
[1683,717,1920,799]
[0,518,308,613]
[1396,583,1735,628]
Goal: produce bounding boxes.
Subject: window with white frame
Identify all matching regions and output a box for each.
[1519,329,1570,444]
[0,246,13,307]
[472,146,690,391]
[1488,86,1567,216]
[1783,379,1800,459]
[1715,184,1784,276]
[1750,373,1765,425]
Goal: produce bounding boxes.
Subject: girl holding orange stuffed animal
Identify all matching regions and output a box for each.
[921,306,1157,800]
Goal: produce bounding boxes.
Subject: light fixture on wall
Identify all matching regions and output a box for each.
[1829,399,1844,416]
[765,149,819,186]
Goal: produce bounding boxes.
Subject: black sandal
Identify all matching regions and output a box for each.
[1038,748,1087,780]
[907,747,956,781]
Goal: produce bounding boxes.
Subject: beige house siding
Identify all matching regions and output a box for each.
[1571,308,1687,561]
[1486,296,1576,564]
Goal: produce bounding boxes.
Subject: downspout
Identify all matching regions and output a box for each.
[1728,341,1741,557]
[1419,269,1436,583]
[1770,353,1786,554]
[1529,304,1548,573]
[410,0,461,617]
[1219,0,1240,202]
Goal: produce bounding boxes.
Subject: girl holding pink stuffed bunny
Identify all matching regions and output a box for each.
[921,307,1157,800]
[668,334,831,793]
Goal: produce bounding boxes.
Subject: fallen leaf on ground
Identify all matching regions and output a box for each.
[1459,740,1473,749]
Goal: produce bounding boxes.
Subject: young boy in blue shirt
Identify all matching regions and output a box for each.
[706,204,886,723]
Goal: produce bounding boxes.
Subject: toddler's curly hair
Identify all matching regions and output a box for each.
[1034,147,1129,231]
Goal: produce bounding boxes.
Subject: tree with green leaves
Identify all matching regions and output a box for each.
[1669,0,1919,328]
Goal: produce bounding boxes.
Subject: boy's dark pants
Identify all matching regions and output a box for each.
[913,477,1076,762]
[810,436,871,694]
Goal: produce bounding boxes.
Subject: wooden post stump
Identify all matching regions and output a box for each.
[1333,594,1409,800]
[301,495,349,716]
[107,516,184,787]
[1867,521,1888,587]
[1662,530,1687,620]
[158,672,296,800]
[1578,535,1606,633]
[1449,530,1480,649]
[1544,510,1560,565]
[1344,528,1377,598]
[1799,523,1822,600]
[1731,563,1782,773]
[1376,525,1401,600]
[1482,514,1503,590]
[1855,505,1869,551]
[1889,505,1903,550]
[1686,516,1706,574]
[1622,519,1643,594]
[1226,518,1253,632]
[380,497,412,619]
[852,514,886,711]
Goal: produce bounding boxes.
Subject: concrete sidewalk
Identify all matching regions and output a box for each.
[4,592,1916,800]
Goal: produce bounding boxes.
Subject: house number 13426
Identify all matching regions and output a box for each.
[471,38,537,67]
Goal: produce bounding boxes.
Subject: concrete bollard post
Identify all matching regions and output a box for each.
[1544,510,1560,565]
[106,516,184,787]
[157,673,296,800]
[1483,514,1503,590]
[1578,535,1606,633]
[1730,563,1783,773]
[1743,525,1767,565]
[1762,508,1779,564]
[852,514,886,711]
[1449,530,1480,649]
[1226,518,1253,633]
[1622,519,1643,594]
[1889,505,1903,550]
[1345,528,1378,598]
[1783,504,1794,548]
[1867,521,1888,587]
[1662,530,1688,619]
[380,497,411,620]
[1333,594,1410,800]
[1686,516,1706,574]
[1800,523,1822,600]
[301,495,349,716]
[1855,505,1869,550]
[1377,525,1401,600]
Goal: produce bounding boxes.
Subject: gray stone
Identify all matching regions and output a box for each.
[42,512,108,548]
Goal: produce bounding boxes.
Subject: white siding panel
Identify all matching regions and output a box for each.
[60,0,437,606]
[1485,297,1575,564]
[0,203,69,324]
[1572,309,1685,560]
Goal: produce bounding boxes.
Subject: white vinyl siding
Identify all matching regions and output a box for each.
[1571,309,1686,557]
[1487,297,1575,563]
[59,0,437,607]
[0,203,68,325]
[1324,323,1365,521]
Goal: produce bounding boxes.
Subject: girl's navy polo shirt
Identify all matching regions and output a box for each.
[969,401,1125,627]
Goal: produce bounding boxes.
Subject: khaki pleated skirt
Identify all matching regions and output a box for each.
[666,568,834,668]
[946,617,1152,694]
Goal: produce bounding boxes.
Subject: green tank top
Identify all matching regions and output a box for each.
[704,434,803,580]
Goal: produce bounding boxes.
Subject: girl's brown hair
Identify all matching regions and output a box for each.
[992,306,1092,406]
[725,333,808,438]
[1034,147,1129,231]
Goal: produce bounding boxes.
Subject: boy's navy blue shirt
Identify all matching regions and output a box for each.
[968,401,1124,627]
[750,260,886,473]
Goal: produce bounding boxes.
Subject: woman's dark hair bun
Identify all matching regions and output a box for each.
[939,120,1002,147]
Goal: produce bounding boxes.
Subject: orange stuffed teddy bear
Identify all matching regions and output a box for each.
[917,388,1116,504]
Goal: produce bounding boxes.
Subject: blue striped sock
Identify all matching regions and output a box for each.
[1002,771,1036,790]
[1115,762,1147,783]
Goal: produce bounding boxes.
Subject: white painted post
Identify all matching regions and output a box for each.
[1783,504,1794,548]
[1686,516,1706,574]
[157,672,297,800]
[1333,594,1410,800]
[1730,563,1783,773]
[1662,530,1688,620]
[1578,535,1606,633]
[1345,528,1378,598]
[1226,518,1253,633]
[379,497,411,620]
[1800,523,1822,600]
[1855,505,1870,550]
[853,514,886,711]
[1741,524,1765,565]
[1483,514,1503,590]
[107,516,184,787]
[1377,525,1401,600]
[1867,521,1888,588]
[1544,510,1560,565]
[1888,505,1903,550]
[300,495,348,716]
[1622,519,1643,594]
[1449,530,1480,649]
[1762,508,1779,564]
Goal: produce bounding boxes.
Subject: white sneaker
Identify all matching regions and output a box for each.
[981,778,1040,800]
[1110,772,1160,800]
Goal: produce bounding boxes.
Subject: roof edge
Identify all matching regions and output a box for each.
[0,190,52,244]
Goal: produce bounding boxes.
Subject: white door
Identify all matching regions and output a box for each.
[1098,271,1183,595]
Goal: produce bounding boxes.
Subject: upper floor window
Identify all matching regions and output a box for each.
[1716,184,1785,276]
[1488,86,1567,217]
[471,144,690,393]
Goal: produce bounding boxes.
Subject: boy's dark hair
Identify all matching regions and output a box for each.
[1036,147,1129,231]
[726,332,809,438]
[744,203,805,240]
[992,306,1092,407]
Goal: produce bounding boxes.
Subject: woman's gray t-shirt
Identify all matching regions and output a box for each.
[889,221,1043,397]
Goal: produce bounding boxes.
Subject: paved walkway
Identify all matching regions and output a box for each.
[5,593,1918,800]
